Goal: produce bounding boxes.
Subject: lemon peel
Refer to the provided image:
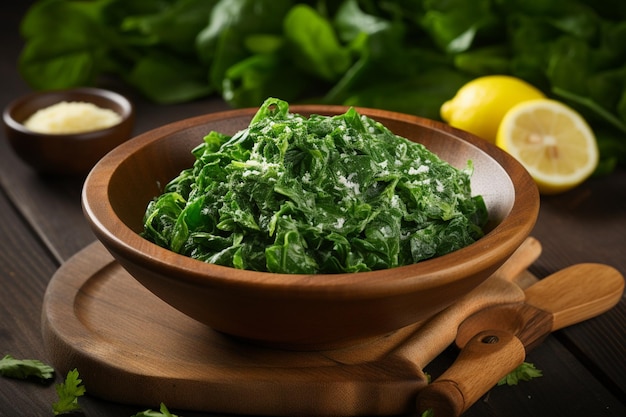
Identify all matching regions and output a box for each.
[441,75,545,143]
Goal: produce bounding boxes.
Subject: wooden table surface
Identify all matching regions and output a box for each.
[1,3,625,417]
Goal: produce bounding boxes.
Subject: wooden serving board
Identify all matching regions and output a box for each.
[42,241,538,416]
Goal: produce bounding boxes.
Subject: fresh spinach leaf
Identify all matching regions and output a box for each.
[195,0,292,91]
[283,4,352,82]
[18,0,626,168]
[125,50,213,104]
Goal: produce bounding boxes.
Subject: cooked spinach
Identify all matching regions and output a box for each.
[142,98,487,274]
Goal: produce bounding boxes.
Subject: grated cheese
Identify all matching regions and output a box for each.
[23,101,122,134]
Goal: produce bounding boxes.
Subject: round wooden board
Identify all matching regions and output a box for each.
[41,241,426,416]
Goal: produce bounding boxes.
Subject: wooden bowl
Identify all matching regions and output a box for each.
[82,105,539,350]
[2,87,134,175]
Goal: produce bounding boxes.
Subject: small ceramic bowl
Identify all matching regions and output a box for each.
[82,105,539,350]
[3,87,134,175]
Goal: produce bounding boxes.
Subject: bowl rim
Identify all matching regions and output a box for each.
[3,86,134,138]
[83,105,539,297]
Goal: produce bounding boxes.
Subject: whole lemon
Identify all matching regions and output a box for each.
[440,75,545,143]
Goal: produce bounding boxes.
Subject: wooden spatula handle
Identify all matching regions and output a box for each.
[390,236,539,368]
[491,236,541,282]
[416,330,525,417]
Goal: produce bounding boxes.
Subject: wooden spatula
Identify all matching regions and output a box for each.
[306,237,542,415]
[416,263,625,417]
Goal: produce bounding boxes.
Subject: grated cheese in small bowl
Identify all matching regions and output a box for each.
[23,101,122,134]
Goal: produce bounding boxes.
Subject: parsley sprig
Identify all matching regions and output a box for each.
[52,369,86,415]
[0,354,54,381]
[131,403,180,417]
[498,362,543,386]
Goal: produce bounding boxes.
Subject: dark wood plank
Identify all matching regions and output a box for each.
[556,304,626,399]
[0,151,92,262]
[0,186,67,416]
[1,2,624,416]
[529,171,626,395]
[0,184,209,417]
[39,240,552,416]
[425,336,626,417]
[531,172,626,275]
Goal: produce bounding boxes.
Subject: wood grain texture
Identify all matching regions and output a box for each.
[417,262,624,417]
[4,87,135,175]
[41,235,622,416]
[81,104,539,350]
[384,237,540,369]
[417,330,526,417]
[42,242,417,416]
[1,3,624,413]
[454,264,625,350]
[436,336,626,417]
[0,186,62,416]
[528,174,626,396]
[524,263,624,331]
[41,240,537,416]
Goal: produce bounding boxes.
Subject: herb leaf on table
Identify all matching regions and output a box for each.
[498,362,543,386]
[0,354,54,381]
[52,368,86,415]
[131,402,180,417]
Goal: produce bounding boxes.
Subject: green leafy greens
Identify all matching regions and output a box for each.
[0,354,54,381]
[17,0,626,172]
[52,368,86,415]
[142,98,487,274]
[131,403,180,417]
[498,362,543,386]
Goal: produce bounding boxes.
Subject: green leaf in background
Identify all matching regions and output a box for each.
[420,0,497,53]
[283,4,352,82]
[325,0,410,102]
[222,53,313,108]
[20,0,110,40]
[453,45,511,76]
[121,0,218,54]
[343,68,471,120]
[17,0,626,170]
[18,0,115,89]
[546,37,590,99]
[195,0,292,91]
[19,34,100,90]
[125,50,213,104]
[333,0,393,42]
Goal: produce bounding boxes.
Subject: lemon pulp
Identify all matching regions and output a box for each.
[496,99,599,194]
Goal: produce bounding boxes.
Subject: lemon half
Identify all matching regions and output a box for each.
[496,99,599,195]
[441,75,545,143]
